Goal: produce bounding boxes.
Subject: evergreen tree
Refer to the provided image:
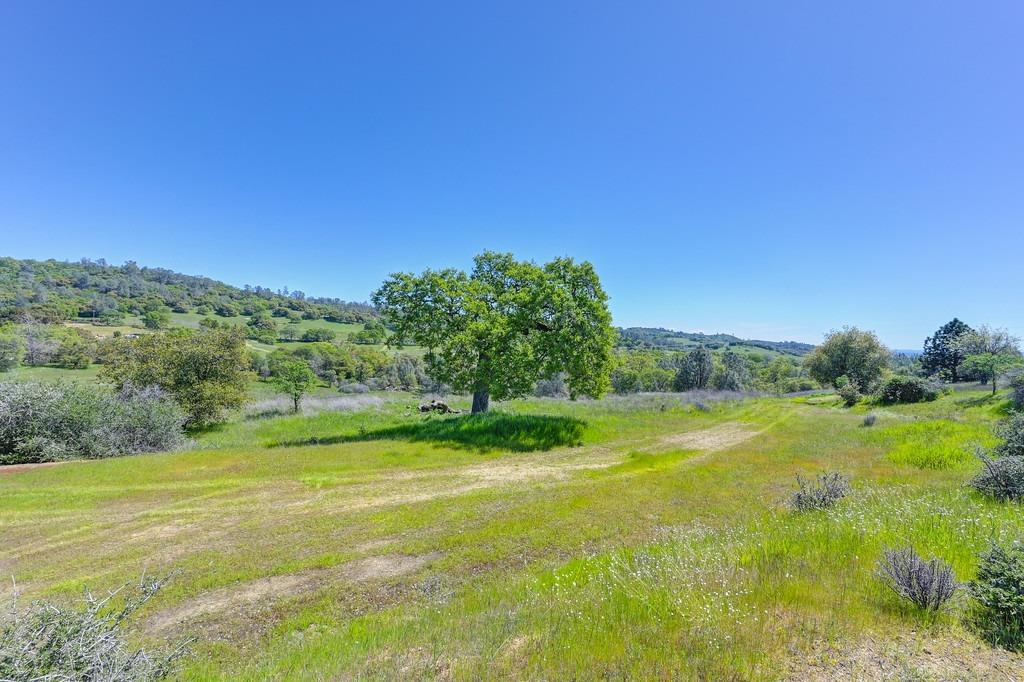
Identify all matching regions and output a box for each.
[921,318,973,381]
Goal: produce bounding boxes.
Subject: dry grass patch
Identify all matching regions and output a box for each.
[788,633,1024,681]
[147,552,443,633]
[658,422,760,453]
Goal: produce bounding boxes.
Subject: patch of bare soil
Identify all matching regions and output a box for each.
[146,552,442,632]
[788,633,1024,681]
[659,422,759,453]
[460,453,619,486]
[0,461,67,475]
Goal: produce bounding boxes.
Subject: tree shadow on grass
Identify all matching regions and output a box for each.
[274,412,587,453]
[955,393,1011,413]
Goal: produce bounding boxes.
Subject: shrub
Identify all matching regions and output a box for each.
[301,327,337,342]
[535,373,569,398]
[994,413,1024,459]
[970,541,1024,650]
[969,453,1024,501]
[100,328,250,427]
[791,472,850,511]
[0,574,188,680]
[338,382,369,394]
[1012,376,1024,411]
[877,375,940,404]
[0,382,186,464]
[876,546,958,611]
[0,330,24,371]
[862,413,877,427]
[836,379,861,407]
[97,385,190,455]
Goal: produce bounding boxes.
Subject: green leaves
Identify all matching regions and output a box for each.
[373,252,615,407]
[100,328,250,427]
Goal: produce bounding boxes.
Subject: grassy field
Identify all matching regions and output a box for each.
[2,389,1022,679]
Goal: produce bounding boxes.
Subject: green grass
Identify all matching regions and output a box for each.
[2,364,103,383]
[1,388,1020,679]
[876,420,997,470]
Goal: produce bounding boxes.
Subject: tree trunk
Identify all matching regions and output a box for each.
[293,395,301,413]
[471,390,490,414]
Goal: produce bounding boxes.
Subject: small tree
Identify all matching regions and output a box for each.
[712,350,751,391]
[805,327,889,390]
[373,252,615,413]
[0,330,24,371]
[53,330,96,369]
[955,326,1022,395]
[301,327,337,342]
[269,354,317,412]
[141,307,171,330]
[19,319,58,366]
[921,318,973,381]
[675,347,714,391]
[100,328,250,427]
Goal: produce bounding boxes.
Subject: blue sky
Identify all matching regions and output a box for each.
[2,2,1022,348]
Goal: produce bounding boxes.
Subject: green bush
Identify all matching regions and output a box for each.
[0,330,24,371]
[835,377,861,407]
[877,375,940,404]
[100,328,250,427]
[301,327,337,342]
[970,542,1024,651]
[994,413,1024,459]
[0,382,187,464]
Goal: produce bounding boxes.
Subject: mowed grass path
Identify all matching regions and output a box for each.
[2,390,1022,679]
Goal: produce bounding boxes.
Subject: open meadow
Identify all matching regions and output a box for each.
[3,387,1022,680]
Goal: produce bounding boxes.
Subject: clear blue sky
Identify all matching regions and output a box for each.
[2,2,1022,348]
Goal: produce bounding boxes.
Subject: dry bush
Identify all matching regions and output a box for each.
[970,453,1024,502]
[791,472,850,511]
[877,546,958,611]
[0,574,189,681]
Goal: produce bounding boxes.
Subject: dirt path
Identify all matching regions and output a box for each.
[146,552,444,632]
[657,422,760,453]
[0,461,68,475]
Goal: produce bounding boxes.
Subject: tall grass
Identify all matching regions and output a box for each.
[877,420,997,470]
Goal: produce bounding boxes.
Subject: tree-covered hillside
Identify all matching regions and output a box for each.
[0,257,376,324]
[617,326,814,357]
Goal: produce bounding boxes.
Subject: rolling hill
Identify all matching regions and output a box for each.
[616,326,815,357]
[0,257,376,324]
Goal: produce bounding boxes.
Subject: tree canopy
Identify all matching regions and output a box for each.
[373,252,615,413]
[955,326,1022,394]
[921,318,973,381]
[269,352,318,413]
[100,328,250,426]
[804,327,890,390]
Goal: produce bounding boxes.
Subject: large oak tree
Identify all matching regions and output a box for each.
[373,252,615,413]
